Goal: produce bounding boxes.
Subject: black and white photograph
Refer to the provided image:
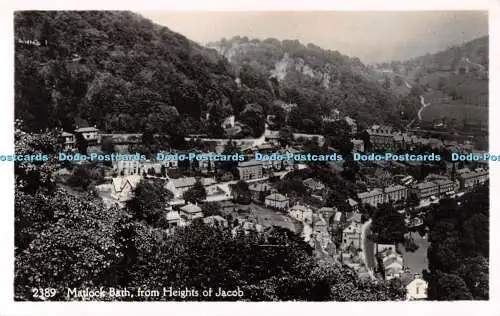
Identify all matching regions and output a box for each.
[3,2,496,311]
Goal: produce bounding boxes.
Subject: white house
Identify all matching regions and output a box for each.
[406,277,428,300]
[179,203,203,221]
[221,115,235,129]
[111,175,142,202]
[75,126,100,145]
[288,204,313,224]
[61,131,76,151]
[165,177,218,199]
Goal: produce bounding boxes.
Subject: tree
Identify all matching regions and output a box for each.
[126,179,173,225]
[231,180,251,204]
[370,203,407,244]
[101,138,115,154]
[66,165,91,190]
[432,273,473,300]
[183,179,207,204]
[75,132,88,155]
[15,189,128,300]
[201,202,222,217]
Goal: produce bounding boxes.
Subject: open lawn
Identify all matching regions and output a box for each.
[398,232,430,276]
[220,201,301,233]
[421,101,488,124]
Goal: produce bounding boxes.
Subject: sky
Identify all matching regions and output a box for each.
[139,11,488,64]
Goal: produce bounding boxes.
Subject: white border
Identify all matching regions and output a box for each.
[1,1,498,315]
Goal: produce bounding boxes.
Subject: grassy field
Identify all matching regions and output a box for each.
[220,201,301,233]
[421,101,488,123]
[398,232,430,276]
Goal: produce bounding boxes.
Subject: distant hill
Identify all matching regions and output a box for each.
[374,36,488,131]
[207,37,402,127]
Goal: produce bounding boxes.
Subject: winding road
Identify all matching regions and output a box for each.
[361,219,376,280]
[417,95,431,121]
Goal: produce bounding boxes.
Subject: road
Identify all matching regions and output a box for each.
[417,95,431,121]
[361,219,376,280]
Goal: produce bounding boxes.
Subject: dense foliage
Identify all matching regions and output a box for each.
[15,11,266,138]
[209,36,403,127]
[424,184,489,300]
[14,127,406,301]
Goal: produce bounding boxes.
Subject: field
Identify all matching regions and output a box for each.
[421,101,488,124]
[220,201,301,233]
[398,233,430,276]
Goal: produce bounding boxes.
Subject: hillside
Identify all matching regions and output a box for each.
[207,37,402,128]
[373,36,488,131]
[14,11,273,138]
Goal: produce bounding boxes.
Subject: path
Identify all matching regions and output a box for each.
[361,219,376,280]
[417,95,431,121]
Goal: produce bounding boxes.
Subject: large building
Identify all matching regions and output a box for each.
[342,222,362,250]
[179,203,203,221]
[288,204,313,223]
[357,188,385,207]
[457,168,488,191]
[237,159,263,181]
[410,181,439,200]
[165,177,218,199]
[357,185,408,207]
[75,126,100,145]
[264,193,290,210]
[366,125,394,150]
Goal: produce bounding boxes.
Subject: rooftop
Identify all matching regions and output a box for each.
[265,192,288,202]
[75,126,99,133]
[180,203,202,214]
[238,159,263,167]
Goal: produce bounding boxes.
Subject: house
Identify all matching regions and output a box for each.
[406,277,428,300]
[302,178,325,192]
[165,177,218,199]
[383,253,404,280]
[457,168,488,191]
[347,198,359,212]
[366,125,394,150]
[377,245,404,280]
[292,133,325,146]
[75,126,100,145]
[347,211,362,224]
[288,204,313,224]
[248,183,272,203]
[344,116,357,135]
[410,181,439,200]
[318,207,337,221]
[313,214,328,234]
[342,222,362,249]
[321,108,341,122]
[203,215,228,228]
[221,115,235,129]
[111,175,142,202]
[165,210,181,228]
[351,139,364,153]
[61,132,76,151]
[264,193,290,210]
[114,160,142,176]
[179,203,203,221]
[357,188,385,207]
[237,159,263,181]
[333,211,343,224]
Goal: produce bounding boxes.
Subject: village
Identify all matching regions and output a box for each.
[54,105,489,302]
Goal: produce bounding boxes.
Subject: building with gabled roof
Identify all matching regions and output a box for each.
[111,175,142,202]
[264,192,290,210]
